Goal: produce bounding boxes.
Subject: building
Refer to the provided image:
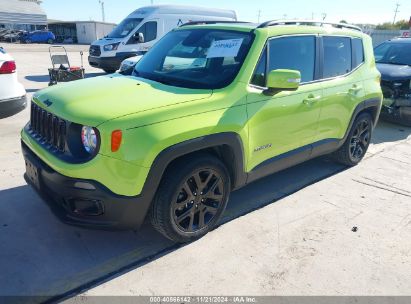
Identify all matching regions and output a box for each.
[0,0,47,31]
[48,20,116,44]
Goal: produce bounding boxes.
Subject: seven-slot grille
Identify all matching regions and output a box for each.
[29,102,67,152]
[89,45,101,57]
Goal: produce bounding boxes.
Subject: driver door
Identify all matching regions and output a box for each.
[127,20,158,53]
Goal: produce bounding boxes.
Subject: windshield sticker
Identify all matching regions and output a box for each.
[206,38,243,58]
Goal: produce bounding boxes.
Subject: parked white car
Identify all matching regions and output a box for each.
[0,47,26,118]
[118,55,143,74]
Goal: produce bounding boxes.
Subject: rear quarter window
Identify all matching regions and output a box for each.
[352,38,364,68]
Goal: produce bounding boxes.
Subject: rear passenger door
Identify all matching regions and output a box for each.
[315,36,366,141]
[246,35,323,171]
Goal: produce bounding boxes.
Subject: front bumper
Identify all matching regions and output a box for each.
[88,52,139,72]
[0,95,27,118]
[22,141,152,230]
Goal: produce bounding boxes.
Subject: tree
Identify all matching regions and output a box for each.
[339,20,348,24]
[376,20,409,30]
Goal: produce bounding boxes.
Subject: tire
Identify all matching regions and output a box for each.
[332,112,373,166]
[25,39,31,44]
[47,39,53,44]
[103,69,116,74]
[150,153,231,243]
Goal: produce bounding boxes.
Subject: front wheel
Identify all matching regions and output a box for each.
[150,154,231,243]
[332,112,373,166]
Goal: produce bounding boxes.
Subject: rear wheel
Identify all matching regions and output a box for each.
[333,113,373,166]
[150,154,230,243]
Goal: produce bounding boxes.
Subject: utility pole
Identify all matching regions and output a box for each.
[257,10,261,23]
[321,13,327,21]
[99,0,106,22]
[393,2,400,24]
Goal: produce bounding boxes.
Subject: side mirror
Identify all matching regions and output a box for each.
[133,32,145,43]
[264,69,301,96]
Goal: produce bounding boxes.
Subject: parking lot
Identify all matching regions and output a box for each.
[0,43,410,301]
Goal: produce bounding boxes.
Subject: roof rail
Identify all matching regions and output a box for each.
[257,20,362,32]
[180,20,251,27]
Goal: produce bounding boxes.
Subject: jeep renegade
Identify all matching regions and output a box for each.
[21,21,383,243]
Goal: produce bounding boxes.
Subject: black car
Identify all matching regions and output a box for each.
[375,37,411,126]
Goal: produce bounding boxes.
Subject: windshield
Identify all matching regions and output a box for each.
[133,29,254,89]
[107,18,143,38]
[374,42,411,66]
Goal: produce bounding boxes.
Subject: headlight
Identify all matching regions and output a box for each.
[120,61,136,72]
[81,126,98,154]
[103,43,120,51]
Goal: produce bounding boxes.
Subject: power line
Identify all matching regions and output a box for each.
[99,0,105,22]
[393,2,400,24]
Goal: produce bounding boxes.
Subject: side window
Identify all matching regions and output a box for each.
[352,38,364,69]
[127,21,157,44]
[144,21,157,42]
[250,47,267,87]
[323,36,352,78]
[268,36,316,83]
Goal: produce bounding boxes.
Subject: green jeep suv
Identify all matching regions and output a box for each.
[21,21,382,242]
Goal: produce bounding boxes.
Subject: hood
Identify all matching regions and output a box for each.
[376,63,411,81]
[33,75,212,126]
[92,37,123,46]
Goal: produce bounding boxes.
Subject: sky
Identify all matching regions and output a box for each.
[42,0,411,25]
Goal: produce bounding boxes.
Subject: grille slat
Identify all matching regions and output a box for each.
[29,103,66,152]
[89,45,101,57]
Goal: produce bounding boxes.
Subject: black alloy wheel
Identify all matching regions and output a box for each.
[150,153,230,243]
[172,169,224,233]
[349,118,371,162]
[332,112,373,166]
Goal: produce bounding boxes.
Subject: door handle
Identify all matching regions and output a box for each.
[303,95,321,105]
[349,84,362,94]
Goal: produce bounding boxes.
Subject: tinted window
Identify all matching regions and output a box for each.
[323,37,352,78]
[250,47,267,87]
[268,36,316,83]
[352,38,364,68]
[374,42,411,66]
[144,21,157,42]
[127,21,157,44]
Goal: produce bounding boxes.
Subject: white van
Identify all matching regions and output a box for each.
[88,5,237,73]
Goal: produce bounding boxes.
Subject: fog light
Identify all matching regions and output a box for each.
[67,198,104,216]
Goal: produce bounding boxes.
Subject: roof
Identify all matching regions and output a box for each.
[47,20,116,26]
[386,37,411,43]
[128,5,237,20]
[0,0,45,15]
[0,0,46,25]
[178,20,367,40]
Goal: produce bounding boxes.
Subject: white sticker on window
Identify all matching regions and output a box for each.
[206,38,243,58]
